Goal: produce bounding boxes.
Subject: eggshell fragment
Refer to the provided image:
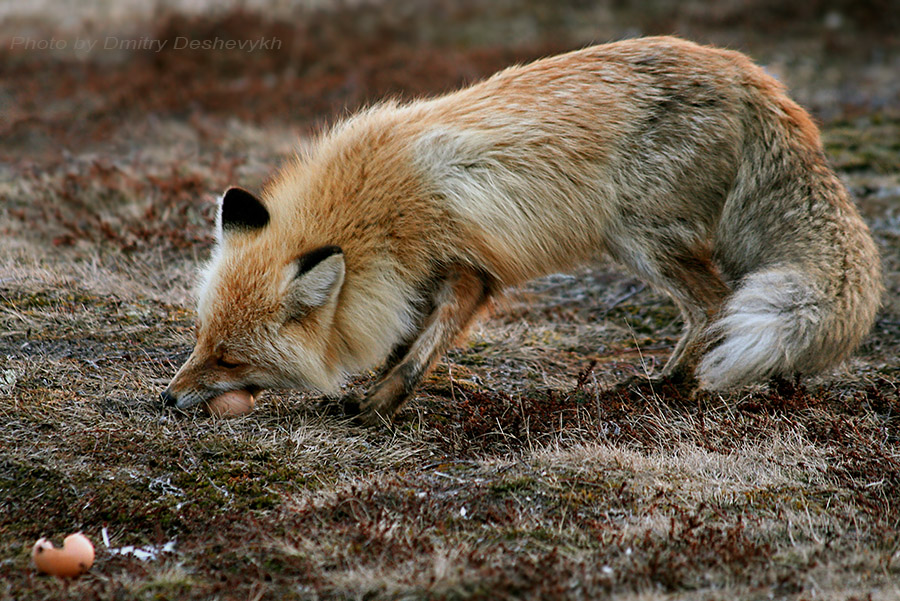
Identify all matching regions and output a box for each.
[205,390,255,417]
[32,533,95,578]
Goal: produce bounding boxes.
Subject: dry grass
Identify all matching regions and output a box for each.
[2,1,899,600]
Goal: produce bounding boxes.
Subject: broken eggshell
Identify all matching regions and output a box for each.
[32,533,95,578]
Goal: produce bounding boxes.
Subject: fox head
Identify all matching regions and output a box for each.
[162,187,350,410]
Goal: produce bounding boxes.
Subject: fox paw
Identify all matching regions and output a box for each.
[355,409,392,428]
[617,370,698,395]
[340,393,363,417]
[339,393,391,427]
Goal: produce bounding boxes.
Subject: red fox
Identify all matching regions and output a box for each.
[162,36,882,425]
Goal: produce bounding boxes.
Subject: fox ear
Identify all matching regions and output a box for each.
[286,246,345,315]
[218,187,269,235]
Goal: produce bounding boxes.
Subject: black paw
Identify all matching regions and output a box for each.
[340,394,363,417]
[616,371,697,395]
[338,394,383,427]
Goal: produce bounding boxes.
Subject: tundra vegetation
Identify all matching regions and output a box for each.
[1,1,898,599]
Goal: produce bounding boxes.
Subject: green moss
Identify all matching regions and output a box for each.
[489,476,537,496]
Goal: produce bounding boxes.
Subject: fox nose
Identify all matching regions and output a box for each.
[160,389,178,407]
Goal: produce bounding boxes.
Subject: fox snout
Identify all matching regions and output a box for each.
[160,375,261,411]
[161,348,257,411]
[160,383,260,410]
[160,374,214,411]
[160,385,208,411]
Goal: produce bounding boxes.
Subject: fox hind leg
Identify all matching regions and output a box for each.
[660,250,731,383]
[611,239,731,385]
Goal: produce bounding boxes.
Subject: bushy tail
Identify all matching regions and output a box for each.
[696,64,883,389]
[698,263,880,390]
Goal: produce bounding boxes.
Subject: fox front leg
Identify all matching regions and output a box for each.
[348,264,492,426]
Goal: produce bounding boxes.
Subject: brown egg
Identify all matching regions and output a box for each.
[204,390,255,417]
[32,533,95,578]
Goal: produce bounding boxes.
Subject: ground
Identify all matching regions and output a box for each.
[1,1,899,600]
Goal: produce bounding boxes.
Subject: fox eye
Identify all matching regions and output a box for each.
[217,357,241,369]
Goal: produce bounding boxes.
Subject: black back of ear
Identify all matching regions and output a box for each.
[287,246,346,312]
[221,187,270,232]
[296,246,343,277]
